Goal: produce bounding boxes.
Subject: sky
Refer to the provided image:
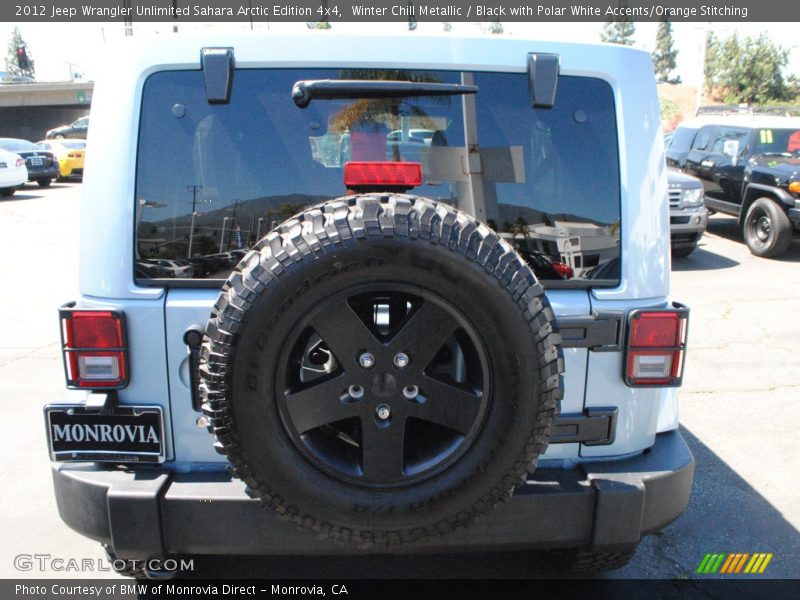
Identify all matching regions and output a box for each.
[1,20,798,87]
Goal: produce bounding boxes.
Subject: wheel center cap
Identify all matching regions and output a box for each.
[371,372,397,398]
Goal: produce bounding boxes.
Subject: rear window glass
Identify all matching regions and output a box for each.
[0,138,39,152]
[690,125,715,151]
[668,127,697,152]
[135,69,620,286]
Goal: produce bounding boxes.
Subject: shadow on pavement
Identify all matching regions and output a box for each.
[705,215,800,262]
[185,544,570,579]
[0,193,44,202]
[615,425,799,581]
[671,245,739,271]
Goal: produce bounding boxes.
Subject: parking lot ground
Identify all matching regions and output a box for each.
[0,186,798,580]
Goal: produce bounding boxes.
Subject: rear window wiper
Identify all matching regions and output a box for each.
[292,79,478,108]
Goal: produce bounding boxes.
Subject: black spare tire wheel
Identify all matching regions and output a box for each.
[200,194,564,548]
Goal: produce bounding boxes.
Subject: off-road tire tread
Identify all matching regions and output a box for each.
[200,194,564,548]
[549,548,636,574]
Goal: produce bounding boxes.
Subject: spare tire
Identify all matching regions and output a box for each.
[200,194,563,548]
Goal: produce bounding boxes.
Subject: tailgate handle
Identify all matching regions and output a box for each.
[183,325,205,411]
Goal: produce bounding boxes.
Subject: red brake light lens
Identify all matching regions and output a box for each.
[60,308,128,389]
[629,311,682,347]
[66,312,123,348]
[15,158,24,168]
[625,307,688,387]
[344,161,422,188]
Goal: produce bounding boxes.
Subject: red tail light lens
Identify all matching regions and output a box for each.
[625,306,688,387]
[344,161,422,188]
[15,158,24,168]
[60,307,128,389]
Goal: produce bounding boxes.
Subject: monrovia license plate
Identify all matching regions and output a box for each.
[45,405,165,463]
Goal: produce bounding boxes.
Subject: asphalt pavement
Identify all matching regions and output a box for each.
[0,183,797,581]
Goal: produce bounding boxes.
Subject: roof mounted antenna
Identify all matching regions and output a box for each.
[528,53,559,109]
[201,47,235,104]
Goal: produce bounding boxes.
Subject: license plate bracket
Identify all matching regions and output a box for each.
[45,405,165,463]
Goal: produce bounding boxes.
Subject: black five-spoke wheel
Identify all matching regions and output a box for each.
[276,286,489,487]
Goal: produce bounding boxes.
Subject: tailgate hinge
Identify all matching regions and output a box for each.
[201,47,235,104]
[528,52,559,109]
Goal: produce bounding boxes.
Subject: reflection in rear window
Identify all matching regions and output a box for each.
[135,69,620,286]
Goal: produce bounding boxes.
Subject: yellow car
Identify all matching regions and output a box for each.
[36,139,86,180]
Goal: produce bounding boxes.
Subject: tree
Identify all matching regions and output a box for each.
[652,19,680,83]
[703,31,720,97]
[705,32,798,105]
[600,4,635,46]
[5,26,35,79]
[659,97,681,131]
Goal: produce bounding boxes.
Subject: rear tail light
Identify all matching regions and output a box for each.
[60,305,129,389]
[15,158,24,168]
[624,305,689,387]
[344,161,422,188]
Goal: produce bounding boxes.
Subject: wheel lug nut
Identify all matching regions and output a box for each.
[402,385,419,399]
[376,404,391,420]
[358,353,375,369]
[393,352,410,369]
[348,385,364,399]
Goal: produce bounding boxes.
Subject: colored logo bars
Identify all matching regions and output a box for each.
[696,553,773,574]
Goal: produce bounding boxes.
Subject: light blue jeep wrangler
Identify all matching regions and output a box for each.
[46,33,693,576]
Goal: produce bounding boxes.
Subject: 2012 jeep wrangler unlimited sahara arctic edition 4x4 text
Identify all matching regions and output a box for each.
[45,34,693,576]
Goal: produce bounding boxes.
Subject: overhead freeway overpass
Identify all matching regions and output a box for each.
[0,81,94,141]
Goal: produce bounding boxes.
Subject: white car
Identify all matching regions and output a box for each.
[0,148,28,196]
[155,259,193,278]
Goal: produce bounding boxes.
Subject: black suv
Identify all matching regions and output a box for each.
[666,107,800,257]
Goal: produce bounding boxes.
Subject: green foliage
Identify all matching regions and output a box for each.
[5,26,34,79]
[659,97,681,130]
[704,32,799,104]
[652,19,680,83]
[600,5,635,46]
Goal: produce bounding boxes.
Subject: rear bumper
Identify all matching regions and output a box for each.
[27,166,59,181]
[52,430,693,559]
[59,158,84,177]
